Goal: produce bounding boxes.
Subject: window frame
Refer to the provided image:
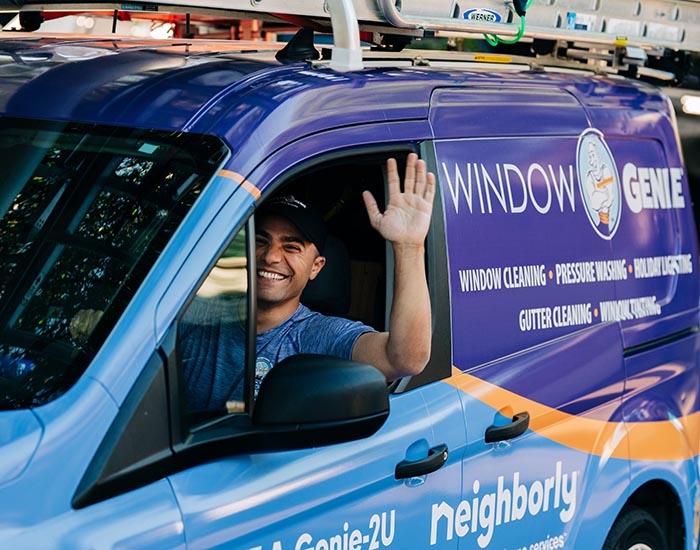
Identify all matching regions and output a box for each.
[171,143,453,427]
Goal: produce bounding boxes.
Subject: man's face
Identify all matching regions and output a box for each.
[255,214,326,308]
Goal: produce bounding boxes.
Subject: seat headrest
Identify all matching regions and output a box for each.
[301,234,351,316]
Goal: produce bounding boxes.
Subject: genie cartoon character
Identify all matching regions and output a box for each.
[585,141,615,235]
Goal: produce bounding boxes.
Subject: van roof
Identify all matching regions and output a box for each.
[0,35,278,127]
[0,33,671,169]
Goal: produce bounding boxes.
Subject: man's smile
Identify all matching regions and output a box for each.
[258,269,287,281]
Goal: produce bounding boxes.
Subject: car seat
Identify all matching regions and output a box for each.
[301,234,351,316]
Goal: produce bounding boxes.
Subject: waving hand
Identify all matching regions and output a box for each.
[362,153,436,246]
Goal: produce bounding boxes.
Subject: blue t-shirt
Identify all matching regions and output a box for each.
[181,296,374,410]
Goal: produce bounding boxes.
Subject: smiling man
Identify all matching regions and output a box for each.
[182,153,435,410]
[254,153,435,382]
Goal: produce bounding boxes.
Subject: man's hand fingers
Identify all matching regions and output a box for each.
[403,153,417,194]
[414,158,428,196]
[425,172,436,204]
[386,157,400,199]
[362,190,381,227]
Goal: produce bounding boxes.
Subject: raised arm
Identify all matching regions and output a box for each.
[352,153,436,380]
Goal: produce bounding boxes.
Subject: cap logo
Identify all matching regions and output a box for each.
[270,195,307,210]
[260,194,326,253]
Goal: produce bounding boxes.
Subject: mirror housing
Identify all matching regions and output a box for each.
[252,354,389,446]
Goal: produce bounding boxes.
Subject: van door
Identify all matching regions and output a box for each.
[162,125,466,550]
[428,86,629,549]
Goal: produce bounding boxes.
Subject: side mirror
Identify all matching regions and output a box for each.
[253,354,389,446]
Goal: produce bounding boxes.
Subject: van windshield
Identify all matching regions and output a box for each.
[0,117,228,410]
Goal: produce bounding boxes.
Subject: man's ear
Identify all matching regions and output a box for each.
[309,255,326,280]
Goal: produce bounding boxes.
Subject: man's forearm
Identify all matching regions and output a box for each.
[354,153,435,380]
[385,242,432,377]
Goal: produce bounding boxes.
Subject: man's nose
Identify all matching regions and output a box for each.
[260,243,283,263]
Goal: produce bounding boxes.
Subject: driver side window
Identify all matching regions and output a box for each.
[179,229,250,421]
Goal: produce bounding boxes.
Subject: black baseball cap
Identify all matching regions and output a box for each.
[258,195,327,254]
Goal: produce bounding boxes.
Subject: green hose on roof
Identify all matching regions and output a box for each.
[483,0,534,46]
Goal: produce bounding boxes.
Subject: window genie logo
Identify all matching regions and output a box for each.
[576,129,621,240]
[438,133,687,225]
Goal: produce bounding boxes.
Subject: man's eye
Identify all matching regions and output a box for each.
[284,245,301,252]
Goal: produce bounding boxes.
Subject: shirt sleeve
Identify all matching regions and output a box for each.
[300,314,376,360]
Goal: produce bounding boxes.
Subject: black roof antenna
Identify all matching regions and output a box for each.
[276,28,321,64]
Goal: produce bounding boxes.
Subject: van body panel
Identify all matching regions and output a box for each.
[452,324,626,420]
[624,336,700,429]
[604,133,697,349]
[1,55,256,125]
[237,120,434,198]
[4,478,185,548]
[446,371,631,550]
[169,383,465,550]
[442,324,628,548]
[207,71,435,176]
[428,87,635,548]
[429,87,590,137]
[624,335,700,547]
[0,409,42,487]
[429,80,699,548]
[0,40,273,127]
[0,380,184,548]
[432,134,616,368]
[16,379,117,515]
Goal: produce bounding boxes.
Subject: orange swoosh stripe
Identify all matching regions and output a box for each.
[445,367,700,461]
[218,169,261,200]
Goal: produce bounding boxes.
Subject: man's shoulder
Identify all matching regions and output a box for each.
[294,304,376,338]
[294,304,353,327]
[264,304,374,347]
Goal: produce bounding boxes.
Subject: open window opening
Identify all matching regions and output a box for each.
[277,156,391,331]
[177,147,450,432]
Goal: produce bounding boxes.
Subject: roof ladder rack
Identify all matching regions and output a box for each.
[328,0,363,71]
[10,0,700,76]
[371,0,700,53]
[377,0,523,39]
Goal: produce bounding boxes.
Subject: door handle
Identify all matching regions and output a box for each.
[395,444,448,479]
[485,411,530,443]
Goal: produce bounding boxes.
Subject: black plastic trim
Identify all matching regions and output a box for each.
[395,443,448,479]
[623,326,699,358]
[401,140,453,391]
[72,351,173,509]
[244,217,257,416]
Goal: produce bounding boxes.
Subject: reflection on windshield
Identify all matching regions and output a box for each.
[0,117,228,409]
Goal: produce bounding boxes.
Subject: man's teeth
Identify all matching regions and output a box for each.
[259,270,285,280]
